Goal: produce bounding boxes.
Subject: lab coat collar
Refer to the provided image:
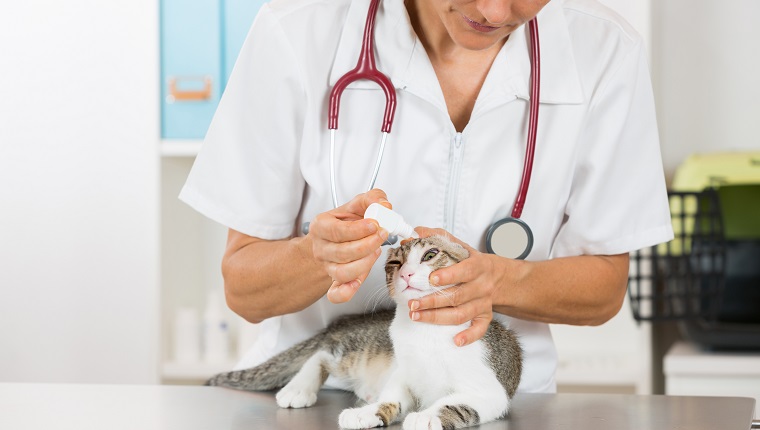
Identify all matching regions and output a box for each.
[328,0,584,113]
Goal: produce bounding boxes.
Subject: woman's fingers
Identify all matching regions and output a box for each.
[454,316,492,347]
[326,247,383,303]
[326,280,359,304]
[410,294,490,325]
[409,295,493,347]
[309,189,393,299]
[324,246,383,286]
[311,190,389,243]
[343,188,391,215]
[414,226,450,240]
[402,239,501,346]
[315,226,387,264]
[311,213,378,244]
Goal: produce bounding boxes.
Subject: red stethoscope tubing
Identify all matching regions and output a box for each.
[327,0,540,220]
[328,0,396,133]
[512,18,540,220]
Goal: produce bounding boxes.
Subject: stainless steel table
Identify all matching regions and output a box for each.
[0,383,755,430]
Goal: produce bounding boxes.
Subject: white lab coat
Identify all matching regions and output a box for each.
[180,0,673,393]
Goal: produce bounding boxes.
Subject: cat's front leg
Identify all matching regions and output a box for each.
[403,405,478,430]
[339,372,413,429]
[275,351,332,408]
[338,401,402,429]
[403,391,507,430]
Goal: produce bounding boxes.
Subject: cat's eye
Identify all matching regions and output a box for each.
[387,260,402,266]
[421,249,439,262]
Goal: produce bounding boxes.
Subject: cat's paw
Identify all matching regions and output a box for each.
[403,411,442,430]
[275,386,318,408]
[338,405,384,429]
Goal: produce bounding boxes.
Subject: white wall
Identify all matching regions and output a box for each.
[590,0,760,181]
[651,0,760,181]
[0,2,160,383]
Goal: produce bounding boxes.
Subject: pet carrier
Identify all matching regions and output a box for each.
[628,152,760,350]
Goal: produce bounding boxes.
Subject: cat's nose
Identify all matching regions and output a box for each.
[401,272,414,282]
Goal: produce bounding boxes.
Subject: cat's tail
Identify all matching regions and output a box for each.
[205,332,327,391]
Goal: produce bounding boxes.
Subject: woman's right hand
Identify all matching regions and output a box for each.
[308,189,391,304]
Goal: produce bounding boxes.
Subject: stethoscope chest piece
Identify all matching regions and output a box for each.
[486,217,533,260]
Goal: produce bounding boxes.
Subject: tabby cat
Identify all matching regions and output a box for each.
[206,235,523,430]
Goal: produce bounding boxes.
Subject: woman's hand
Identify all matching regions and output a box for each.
[308,189,391,304]
[408,227,509,347]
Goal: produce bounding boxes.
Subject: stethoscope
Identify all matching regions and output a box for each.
[305,0,541,260]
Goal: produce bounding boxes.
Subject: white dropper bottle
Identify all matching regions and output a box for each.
[364,203,419,240]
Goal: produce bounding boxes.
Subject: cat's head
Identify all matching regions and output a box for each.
[385,235,469,301]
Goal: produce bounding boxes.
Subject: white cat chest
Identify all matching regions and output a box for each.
[664,341,760,418]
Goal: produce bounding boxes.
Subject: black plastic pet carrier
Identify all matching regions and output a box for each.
[628,163,760,350]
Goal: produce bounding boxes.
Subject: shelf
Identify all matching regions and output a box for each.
[665,342,760,377]
[556,354,642,386]
[162,361,237,381]
[160,139,202,157]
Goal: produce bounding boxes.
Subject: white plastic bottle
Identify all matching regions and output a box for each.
[364,203,419,239]
[202,291,230,364]
[173,307,200,364]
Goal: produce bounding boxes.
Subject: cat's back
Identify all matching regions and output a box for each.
[323,309,395,356]
[483,320,523,398]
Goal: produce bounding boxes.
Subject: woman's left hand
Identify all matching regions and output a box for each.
[408,227,508,347]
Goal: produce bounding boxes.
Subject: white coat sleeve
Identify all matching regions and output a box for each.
[179,5,307,240]
[550,39,674,258]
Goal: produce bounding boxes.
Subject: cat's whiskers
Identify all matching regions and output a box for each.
[431,286,457,307]
[361,282,391,315]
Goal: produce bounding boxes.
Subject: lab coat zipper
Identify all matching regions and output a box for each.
[444,132,464,233]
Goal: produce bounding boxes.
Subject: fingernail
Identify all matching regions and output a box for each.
[409,301,419,311]
[351,279,361,290]
[430,276,439,286]
[378,229,389,241]
[367,222,378,233]
[456,337,465,347]
[375,247,382,256]
[411,312,420,321]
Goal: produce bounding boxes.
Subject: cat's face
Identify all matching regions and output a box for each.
[385,235,469,301]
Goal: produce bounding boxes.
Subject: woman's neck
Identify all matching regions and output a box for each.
[404,0,509,130]
[404,0,506,64]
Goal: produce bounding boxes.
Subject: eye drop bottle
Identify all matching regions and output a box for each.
[364,203,419,240]
[203,291,230,364]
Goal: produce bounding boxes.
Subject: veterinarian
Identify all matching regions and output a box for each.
[180,0,673,393]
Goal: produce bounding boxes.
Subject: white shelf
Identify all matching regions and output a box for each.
[665,342,760,377]
[162,361,237,381]
[160,139,202,157]
[665,342,760,418]
[556,354,641,386]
